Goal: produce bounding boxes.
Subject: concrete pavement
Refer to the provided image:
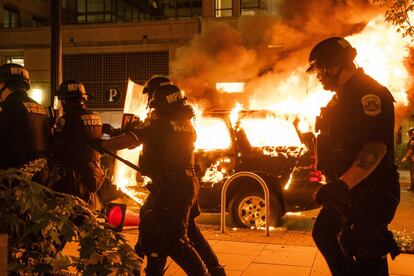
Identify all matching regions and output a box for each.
[117,230,414,276]
[61,171,414,275]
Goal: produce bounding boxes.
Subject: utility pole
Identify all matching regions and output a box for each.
[50,0,62,107]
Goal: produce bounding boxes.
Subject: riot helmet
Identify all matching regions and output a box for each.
[57,80,89,101]
[307,37,357,73]
[143,75,173,97]
[0,63,30,91]
[149,83,187,111]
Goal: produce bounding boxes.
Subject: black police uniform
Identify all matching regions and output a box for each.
[0,90,48,175]
[130,104,208,275]
[313,68,400,276]
[51,103,104,209]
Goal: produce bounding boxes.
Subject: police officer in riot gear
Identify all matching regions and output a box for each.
[402,127,414,191]
[51,80,104,209]
[138,75,225,275]
[308,37,400,275]
[101,83,209,275]
[0,63,49,182]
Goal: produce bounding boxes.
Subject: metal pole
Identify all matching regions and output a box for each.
[50,0,62,105]
[220,172,270,236]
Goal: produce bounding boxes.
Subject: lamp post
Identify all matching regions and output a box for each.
[50,0,62,107]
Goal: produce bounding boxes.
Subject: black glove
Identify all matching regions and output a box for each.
[314,179,350,207]
[90,138,105,154]
[102,123,115,135]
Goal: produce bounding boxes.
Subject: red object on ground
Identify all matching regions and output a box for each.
[123,209,140,226]
[108,205,124,227]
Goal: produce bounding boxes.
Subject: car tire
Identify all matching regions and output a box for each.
[229,191,282,228]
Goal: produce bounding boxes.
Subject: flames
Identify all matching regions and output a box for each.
[111,17,414,205]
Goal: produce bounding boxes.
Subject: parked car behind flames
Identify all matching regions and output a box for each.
[194,110,322,228]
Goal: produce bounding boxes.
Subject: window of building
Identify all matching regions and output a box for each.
[3,7,19,28]
[241,0,267,15]
[5,55,24,66]
[32,17,47,27]
[161,0,202,19]
[215,0,232,17]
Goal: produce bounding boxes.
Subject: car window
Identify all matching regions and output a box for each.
[239,117,301,147]
[194,117,232,150]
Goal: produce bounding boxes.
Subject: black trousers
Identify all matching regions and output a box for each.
[141,202,221,275]
[312,207,390,276]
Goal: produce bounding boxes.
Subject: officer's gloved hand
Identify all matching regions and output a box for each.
[102,123,115,135]
[314,179,350,207]
[90,138,105,154]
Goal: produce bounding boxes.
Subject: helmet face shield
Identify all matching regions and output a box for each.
[307,37,356,74]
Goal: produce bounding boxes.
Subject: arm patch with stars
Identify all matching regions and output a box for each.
[361,94,381,117]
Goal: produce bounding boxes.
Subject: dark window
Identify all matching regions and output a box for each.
[32,17,47,27]
[241,0,267,15]
[3,7,19,28]
[215,0,232,17]
[63,51,169,108]
[161,0,202,19]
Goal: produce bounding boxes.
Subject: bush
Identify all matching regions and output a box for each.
[395,143,411,170]
[0,159,141,275]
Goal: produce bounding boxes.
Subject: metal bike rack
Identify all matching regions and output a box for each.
[220,171,270,236]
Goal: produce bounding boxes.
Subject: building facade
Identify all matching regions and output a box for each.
[0,0,281,125]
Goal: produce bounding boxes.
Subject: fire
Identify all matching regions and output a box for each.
[112,80,148,206]
[216,82,245,93]
[194,117,231,150]
[111,17,414,206]
[348,17,412,105]
[249,16,412,131]
[239,116,301,148]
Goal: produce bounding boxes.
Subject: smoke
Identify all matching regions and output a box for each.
[396,47,414,128]
[171,0,385,110]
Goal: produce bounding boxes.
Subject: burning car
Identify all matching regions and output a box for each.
[194,109,322,228]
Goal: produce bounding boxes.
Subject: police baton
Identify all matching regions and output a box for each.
[88,141,141,172]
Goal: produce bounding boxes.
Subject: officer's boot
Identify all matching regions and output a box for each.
[208,265,226,276]
[188,220,225,275]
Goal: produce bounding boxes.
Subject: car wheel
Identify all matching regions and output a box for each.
[229,191,281,228]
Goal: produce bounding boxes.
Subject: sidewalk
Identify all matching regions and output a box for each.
[117,231,414,276]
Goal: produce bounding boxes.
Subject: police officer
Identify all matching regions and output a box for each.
[0,63,49,182]
[402,127,414,191]
[51,80,104,209]
[139,75,225,275]
[101,83,208,275]
[308,37,400,275]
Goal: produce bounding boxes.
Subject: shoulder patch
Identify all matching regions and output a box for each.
[23,102,47,116]
[361,94,381,117]
[81,114,102,126]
